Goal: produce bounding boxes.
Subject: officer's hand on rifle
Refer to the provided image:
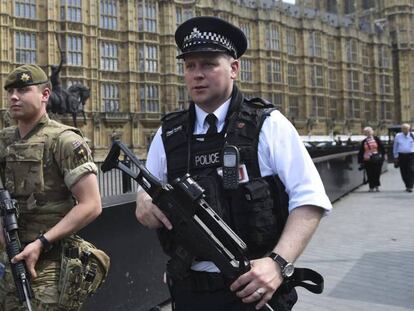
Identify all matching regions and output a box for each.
[136,190,172,230]
[11,239,43,278]
[230,257,283,310]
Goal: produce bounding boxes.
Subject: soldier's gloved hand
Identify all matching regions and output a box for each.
[11,239,42,278]
[230,257,283,310]
[136,191,172,230]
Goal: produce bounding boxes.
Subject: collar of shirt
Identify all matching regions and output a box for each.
[397,132,413,140]
[17,113,49,140]
[194,98,231,134]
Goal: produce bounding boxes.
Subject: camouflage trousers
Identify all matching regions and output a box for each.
[0,251,83,311]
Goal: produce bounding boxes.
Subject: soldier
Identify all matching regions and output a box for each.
[0,64,106,310]
[136,17,331,311]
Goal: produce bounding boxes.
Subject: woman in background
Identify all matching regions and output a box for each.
[358,127,386,192]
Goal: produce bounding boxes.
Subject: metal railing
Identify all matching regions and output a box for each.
[96,147,361,198]
[97,160,141,197]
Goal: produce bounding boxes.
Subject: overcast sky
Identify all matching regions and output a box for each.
[283,0,295,3]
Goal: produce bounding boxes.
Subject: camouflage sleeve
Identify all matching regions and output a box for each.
[54,130,98,190]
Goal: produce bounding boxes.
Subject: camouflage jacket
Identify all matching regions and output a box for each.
[0,114,97,243]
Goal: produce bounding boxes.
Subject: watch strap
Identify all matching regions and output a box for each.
[268,252,294,278]
[37,234,52,251]
[269,252,288,267]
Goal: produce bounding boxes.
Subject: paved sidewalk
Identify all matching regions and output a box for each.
[295,166,414,311]
[160,166,414,311]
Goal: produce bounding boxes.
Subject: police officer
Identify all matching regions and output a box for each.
[136,16,332,311]
[0,64,102,310]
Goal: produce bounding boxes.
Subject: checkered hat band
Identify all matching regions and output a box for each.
[183,30,237,56]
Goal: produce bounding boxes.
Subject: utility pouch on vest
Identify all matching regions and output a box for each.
[242,179,278,253]
[58,235,110,309]
[5,142,45,196]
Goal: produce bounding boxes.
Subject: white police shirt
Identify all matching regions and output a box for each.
[144,98,332,272]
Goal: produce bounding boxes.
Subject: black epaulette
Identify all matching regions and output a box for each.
[245,97,274,109]
[161,109,188,122]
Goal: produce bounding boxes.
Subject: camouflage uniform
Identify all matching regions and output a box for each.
[0,114,98,311]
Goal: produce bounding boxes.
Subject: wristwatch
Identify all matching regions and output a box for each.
[268,252,295,278]
[37,234,53,253]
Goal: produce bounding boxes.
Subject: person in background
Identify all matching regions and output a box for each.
[358,127,386,192]
[393,123,414,192]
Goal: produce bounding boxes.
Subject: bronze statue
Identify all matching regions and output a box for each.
[47,42,89,127]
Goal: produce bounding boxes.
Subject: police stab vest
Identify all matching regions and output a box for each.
[160,86,289,260]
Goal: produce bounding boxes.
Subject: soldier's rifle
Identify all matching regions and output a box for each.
[0,179,33,311]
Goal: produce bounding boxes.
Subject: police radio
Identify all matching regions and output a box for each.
[222,145,240,190]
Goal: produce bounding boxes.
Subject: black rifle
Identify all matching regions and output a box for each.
[102,141,324,310]
[0,180,34,311]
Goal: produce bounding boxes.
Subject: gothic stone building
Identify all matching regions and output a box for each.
[0,0,411,160]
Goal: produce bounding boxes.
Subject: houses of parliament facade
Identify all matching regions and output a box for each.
[0,0,413,160]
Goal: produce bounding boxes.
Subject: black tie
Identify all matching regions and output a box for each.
[205,113,217,134]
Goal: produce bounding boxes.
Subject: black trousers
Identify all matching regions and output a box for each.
[168,271,297,311]
[398,153,414,189]
[364,160,382,189]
